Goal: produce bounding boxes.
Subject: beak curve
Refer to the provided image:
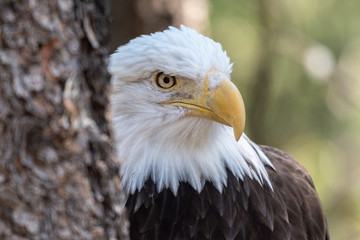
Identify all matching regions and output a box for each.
[162,72,246,141]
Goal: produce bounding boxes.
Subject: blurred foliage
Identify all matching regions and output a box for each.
[209,0,360,239]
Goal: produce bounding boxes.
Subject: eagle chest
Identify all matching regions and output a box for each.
[126,169,291,240]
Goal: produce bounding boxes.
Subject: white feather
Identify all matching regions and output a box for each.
[110,25,273,195]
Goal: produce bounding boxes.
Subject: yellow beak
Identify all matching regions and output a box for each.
[161,72,246,141]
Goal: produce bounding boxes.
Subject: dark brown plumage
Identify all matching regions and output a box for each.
[126,146,329,240]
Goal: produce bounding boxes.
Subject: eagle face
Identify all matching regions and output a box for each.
[109,25,272,194]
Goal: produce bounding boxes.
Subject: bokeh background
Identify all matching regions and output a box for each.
[111,0,360,239]
[210,1,360,239]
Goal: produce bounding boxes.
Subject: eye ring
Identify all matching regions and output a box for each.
[154,72,177,90]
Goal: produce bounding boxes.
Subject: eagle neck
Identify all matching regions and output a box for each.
[115,114,274,195]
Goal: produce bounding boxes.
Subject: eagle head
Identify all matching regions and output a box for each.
[109,25,272,194]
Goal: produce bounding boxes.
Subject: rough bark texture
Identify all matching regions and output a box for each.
[0,0,128,239]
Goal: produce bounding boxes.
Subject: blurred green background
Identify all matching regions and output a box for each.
[209,0,360,239]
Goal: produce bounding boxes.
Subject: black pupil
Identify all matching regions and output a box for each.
[163,76,170,84]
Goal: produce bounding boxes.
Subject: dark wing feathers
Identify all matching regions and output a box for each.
[126,146,329,239]
[261,146,329,240]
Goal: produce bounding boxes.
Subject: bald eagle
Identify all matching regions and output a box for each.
[109,26,329,240]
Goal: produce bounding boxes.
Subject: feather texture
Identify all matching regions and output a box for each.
[126,146,329,240]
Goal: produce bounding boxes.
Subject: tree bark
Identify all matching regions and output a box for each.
[0,1,128,239]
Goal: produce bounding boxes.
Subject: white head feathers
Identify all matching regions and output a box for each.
[109,25,232,84]
[109,25,273,195]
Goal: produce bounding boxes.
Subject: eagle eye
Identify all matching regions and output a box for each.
[155,72,177,89]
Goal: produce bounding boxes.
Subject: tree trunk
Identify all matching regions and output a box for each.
[0,1,128,239]
[109,0,209,52]
[248,0,275,144]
